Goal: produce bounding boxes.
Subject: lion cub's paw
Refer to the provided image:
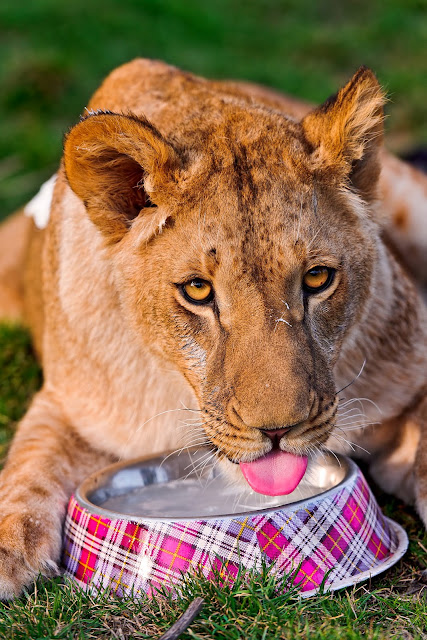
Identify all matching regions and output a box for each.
[0,510,61,600]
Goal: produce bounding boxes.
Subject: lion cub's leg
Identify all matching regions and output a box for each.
[368,393,427,526]
[380,154,427,291]
[368,418,419,505]
[413,396,427,526]
[0,389,113,599]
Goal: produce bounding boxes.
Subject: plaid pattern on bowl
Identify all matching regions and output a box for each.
[62,465,403,597]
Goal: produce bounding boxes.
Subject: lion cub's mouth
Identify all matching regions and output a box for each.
[239,429,308,496]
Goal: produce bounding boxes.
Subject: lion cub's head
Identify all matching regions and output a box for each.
[64,67,385,494]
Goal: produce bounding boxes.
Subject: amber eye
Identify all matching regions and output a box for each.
[181,279,214,304]
[302,266,335,294]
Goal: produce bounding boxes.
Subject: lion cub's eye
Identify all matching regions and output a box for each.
[302,266,335,294]
[181,279,214,305]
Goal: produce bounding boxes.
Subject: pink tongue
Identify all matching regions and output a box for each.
[240,450,308,496]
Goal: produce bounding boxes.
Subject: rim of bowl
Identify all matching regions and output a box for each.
[75,449,356,523]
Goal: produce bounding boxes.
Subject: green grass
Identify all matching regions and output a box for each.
[0,563,426,639]
[0,324,426,638]
[0,324,42,462]
[1,0,427,218]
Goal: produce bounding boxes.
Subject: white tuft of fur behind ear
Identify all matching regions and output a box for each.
[24,174,57,229]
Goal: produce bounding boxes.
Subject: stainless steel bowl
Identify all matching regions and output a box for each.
[78,448,348,521]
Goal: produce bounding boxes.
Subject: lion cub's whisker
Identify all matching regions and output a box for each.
[338,396,382,418]
[336,423,381,433]
[329,432,371,456]
[336,409,366,418]
[178,422,207,431]
[338,410,363,418]
[337,420,381,429]
[180,439,210,451]
[134,407,198,434]
[352,397,383,416]
[336,359,367,396]
[181,452,217,482]
[179,401,202,414]
[177,431,206,441]
[336,419,367,428]
[183,449,215,470]
[180,438,210,450]
[321,446,343,467]
[157,445,201,470]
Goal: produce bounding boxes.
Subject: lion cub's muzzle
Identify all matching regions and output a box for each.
[204,394,339,463]
[203,394,339,496]
[272,395,339,452]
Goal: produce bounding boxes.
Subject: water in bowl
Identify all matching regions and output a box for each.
[93,452,344,519]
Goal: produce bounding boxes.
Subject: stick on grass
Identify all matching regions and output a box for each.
[158,597,204,640]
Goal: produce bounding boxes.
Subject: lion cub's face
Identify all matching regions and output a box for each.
[64,67,384,472]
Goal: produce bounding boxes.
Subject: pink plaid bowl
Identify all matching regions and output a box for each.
[62,450,407,597]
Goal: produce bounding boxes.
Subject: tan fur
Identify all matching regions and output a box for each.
[0,211,32,321]
[0,59,426,598]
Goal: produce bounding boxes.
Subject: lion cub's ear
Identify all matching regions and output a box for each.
[302,67,386,201]
[64,112,179,243]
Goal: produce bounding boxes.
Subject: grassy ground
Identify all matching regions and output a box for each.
[0,565,426,640]
[0,324,426,638]
[1,1,427,637]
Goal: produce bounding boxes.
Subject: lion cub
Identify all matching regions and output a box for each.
[0,59,426,598]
